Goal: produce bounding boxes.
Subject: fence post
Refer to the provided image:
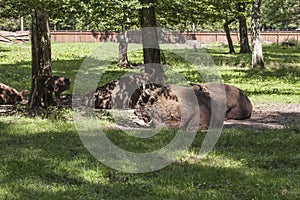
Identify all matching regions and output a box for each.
[21,17,24,32]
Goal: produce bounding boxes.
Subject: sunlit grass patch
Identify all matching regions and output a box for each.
[0,115,300,199]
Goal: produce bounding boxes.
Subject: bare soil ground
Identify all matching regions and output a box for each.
[120,102,300,130]
[224,103,300,130]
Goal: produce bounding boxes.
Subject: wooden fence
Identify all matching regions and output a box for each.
[50,31,300,44]
[1,30,299,44]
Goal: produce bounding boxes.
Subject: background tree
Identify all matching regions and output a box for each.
[236,1,251,53]
[29,9,52,108]
[114,0,141,68]
[0,0,83,109]
[85,0,142,68]
[224,19,236,53]
[251,0,265,69]
[50,0,89,30]
[139,0,164,83]
[139,0,160,64]
[261,0,300,30]
[156,0,219,32]
[0,0,52,108]
[212,0,238,53]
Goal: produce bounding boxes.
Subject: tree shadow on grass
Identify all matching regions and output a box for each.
[0,48,9,59]
[1,119,299,199]
[221,67,300,80]
[0,57,127,93]
[0,121,107,199]
[212,128,300,172]
[0,59,83,80]
[0,45,11,52]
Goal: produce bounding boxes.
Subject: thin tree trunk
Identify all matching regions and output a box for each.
[251,0,265,69]
[30,9,52,109]
[139,0,163,83]
[239,18,251,53]
[224,19,235,53]
[237,3,251,54]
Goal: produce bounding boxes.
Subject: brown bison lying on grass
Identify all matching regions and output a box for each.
[81,77,252,129]
[0,83,29,105]
[132,83,219,130]
[87,80,224,130]
[191,83,252,120]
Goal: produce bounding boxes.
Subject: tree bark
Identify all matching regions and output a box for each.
[118,30,130,68]
[223,19,235,53]
[139,0,163,83]
[236,3,251,54]
[251,0,265,69]
[30,9,52,109]
[140,0,160,64]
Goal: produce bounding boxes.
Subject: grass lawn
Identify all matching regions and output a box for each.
[0,42,299,103]
[0,41,299,199]
[0,116,299,199]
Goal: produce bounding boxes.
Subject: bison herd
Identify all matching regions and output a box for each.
[1,74,252,130]
[79,75,252,130]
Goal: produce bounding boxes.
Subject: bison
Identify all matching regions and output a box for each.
[191,83,252,120]
[0,83,29,105]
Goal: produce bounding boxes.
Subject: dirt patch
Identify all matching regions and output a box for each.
[224,103,300,130]
[100,102,300,130]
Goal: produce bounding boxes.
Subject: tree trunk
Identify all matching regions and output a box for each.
[237,3,251,54]
[139,0,163,83]
[251,0,265,69]
[223,19,235,53]
[118,30,130,68]
[29,9,52,109]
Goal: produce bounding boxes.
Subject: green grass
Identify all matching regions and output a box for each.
[220,67,300,103]
[0,42,299,199]
[0,116,299,199]
[205,43,300,103]
[0,43,97,92]
[1,42,299,102]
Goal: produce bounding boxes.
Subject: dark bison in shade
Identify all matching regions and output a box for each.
[90,73,152,109]
[32,76,71,106]
[191,83,252,120]
[0,83,29,105]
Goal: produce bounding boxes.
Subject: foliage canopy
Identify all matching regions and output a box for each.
[1,0,299,31]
